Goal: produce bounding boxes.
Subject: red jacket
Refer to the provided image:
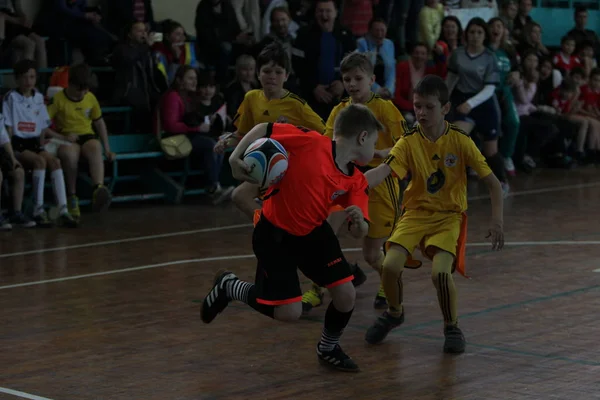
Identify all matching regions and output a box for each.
[394,61,441,111]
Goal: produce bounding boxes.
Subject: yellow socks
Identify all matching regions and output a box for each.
[432,251,458,326]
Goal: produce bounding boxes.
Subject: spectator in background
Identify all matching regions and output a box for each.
[231,0,261,41]
[195,0,250,84]
[153,19,199,86]
[516,22,549,60]
[36,0,115,65]
[254,6,298,91]
[0,113,35,230]
[224,54,259,120]
[160,66,233,202]
[102,0,156,37]
[512,0,533,43]
[499,0,518,42]
[417,0,444,54]
[552,35,580,76]
[292,0,356,118]
[577,40,597,78]
[567,6,600,63]
[435,16,463,78]
[394,43,437,125]
[446,17,509,194]
[47,63,115,220]
[489,17,520,176]
[535,56,562,106]
[340,0,377,38]
[261,0,300,39]
[112,21,165,133]
[357,18,395,99]
[0,0,47,68]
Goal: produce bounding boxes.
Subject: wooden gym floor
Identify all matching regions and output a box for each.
[1,168,600,400]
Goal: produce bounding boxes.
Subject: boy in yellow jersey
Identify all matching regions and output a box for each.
[363,75,505,354]
[214,42,326,219]
[47,63,115,221]
[302,52,409,313]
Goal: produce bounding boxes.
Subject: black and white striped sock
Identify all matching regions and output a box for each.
[226,279,253,302]
[318,328,342,352]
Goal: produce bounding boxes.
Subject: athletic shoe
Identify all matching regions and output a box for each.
[201,270,238,323]
[365,311,405,344]
[317,344,360,372]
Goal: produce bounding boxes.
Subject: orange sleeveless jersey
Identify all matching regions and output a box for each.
[261,123,370,236]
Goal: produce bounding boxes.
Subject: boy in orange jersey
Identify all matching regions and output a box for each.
[201,104,383,372]
[302,52,409,313]
[364,75,504,354]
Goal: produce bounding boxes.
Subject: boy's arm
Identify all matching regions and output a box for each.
[480,173,504,250]
[92,118,115,161]
[364,163,392,188]
[228,123,270,183]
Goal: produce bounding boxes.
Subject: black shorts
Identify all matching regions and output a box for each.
[77,134,99,147]
[11,136,44,154]
[448,90,501,141]
[252,214,354,305]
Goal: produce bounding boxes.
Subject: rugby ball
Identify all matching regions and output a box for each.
[243,138,288,190]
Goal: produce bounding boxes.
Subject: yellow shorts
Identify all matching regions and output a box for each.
[367,175,401,239]
[388,209,462,258]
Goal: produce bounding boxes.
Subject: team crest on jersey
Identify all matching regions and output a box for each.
[444,153,458,167]
[331,190,347,200]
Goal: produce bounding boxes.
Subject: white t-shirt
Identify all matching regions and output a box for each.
[2,90,52,139]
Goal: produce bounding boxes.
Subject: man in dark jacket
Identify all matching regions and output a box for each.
[292,0,355,119]
[102,0,156,38]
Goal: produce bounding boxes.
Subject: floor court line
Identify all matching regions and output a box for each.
[1,240,598,291]
[2,181,599,260]
[0,387,54,400]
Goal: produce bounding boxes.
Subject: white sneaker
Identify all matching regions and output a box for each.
[0,215,12,231]
[211,184,235,205]
[504,158,516,176]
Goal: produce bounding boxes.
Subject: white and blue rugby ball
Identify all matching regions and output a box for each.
[243,138,288,190]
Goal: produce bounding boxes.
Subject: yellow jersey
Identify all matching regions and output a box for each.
[233,89,325,135]
[325,93,408,168]
[47,90,102,135]
[384,122,492,213]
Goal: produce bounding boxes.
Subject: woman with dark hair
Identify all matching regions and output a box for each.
[489,17,520,176]
[152,19,199,86]
[446,17,509,195]
[160,66,232,202]
[516,22,550,60]
[434,15,462,78]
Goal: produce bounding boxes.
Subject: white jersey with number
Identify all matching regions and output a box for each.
[2,90,52,139]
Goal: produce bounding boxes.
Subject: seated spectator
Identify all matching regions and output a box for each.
[103,0,156,37]
[577,40,597,79]
[112,21,165,132]
[3,59,77,227]
[0,114,34,230]
[516,22,549,60]
[224,54,259,120]
[195,0,249,84]
[512,0,533,43]
[418,0,444,54]
[357,18,395,99]
[0,0,47,68]
[36,0,115,65]
[435,16,463,78]
[499,0,517,40]
[550,77,598,164]
[254,6,298,91]
[261,0,300,39]
[580,68,600,120]
[552,35,580,76]
[47,63,115,221]
[340,0,376,38]
[153,19,199,86]
[160,66,233,202]
[394,43,438,125]
[535,57,562,106]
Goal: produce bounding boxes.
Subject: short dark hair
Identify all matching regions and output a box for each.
[68,63,92,90]
[256,42,291,73]
[570,66,586,79]
[368,17,386,30]
[574,6,587,16]
[340,52,374,75]
[561,35,576,45]
[333,104,384,139]
[270,6,290,22]
[413,75,449,105]
[13,59,37,78]
[560,77,577,93]
[197,69,215,87]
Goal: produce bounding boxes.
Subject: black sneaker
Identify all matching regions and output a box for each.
[443,325,466,354]
[365,311,405,344]
[10,212,36,228]
[317,344,360,372]
[350,263,367,287]
[200,270,237,324]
